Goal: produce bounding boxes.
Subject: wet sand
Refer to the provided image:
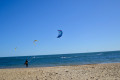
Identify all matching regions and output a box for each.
[0,63,120,80]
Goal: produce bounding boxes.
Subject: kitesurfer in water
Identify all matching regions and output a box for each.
[24,59,28,67]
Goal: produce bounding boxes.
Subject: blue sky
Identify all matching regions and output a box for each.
[0,0,120,57]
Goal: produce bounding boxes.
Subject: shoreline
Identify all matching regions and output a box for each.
[0,62,119,69]
[0,63,120,80]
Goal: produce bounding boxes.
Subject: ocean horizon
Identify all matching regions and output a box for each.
[0,50,120,69]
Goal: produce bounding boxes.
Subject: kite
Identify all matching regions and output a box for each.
[57,30,63,38]
[15,47,17,51]
[33,40,38,46]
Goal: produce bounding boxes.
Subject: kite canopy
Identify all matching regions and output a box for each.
[57,30,63,38]
[33,40,38,46]
[15,47,17,51]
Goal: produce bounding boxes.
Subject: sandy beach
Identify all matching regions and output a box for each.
[0,63,120,80]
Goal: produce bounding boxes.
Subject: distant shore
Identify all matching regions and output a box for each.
[0,63,120,80]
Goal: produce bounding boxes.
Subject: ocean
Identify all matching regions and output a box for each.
[0,51,120,68]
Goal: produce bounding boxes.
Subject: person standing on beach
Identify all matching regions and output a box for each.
[24,60,28,67]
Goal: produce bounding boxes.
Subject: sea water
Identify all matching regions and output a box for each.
[0,51,120,68]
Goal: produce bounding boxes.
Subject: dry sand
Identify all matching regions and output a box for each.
[0,63,120,80]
